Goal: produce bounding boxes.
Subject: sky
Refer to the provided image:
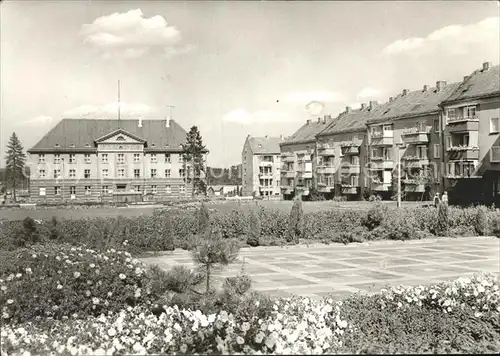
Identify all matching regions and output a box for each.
[1,1,499,168]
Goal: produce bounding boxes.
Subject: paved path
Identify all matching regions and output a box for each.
[140,236,500,300]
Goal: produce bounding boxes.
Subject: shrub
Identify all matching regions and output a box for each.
[0,243,155,324]
[363,203,388,230]
[197,203,211,235]
[246,208,261,247]
[286,196,304,243]
[474,206,489,236]
[436,202,449,236]
[308,187,325,201]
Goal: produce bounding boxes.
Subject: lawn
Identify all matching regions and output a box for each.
[0,199,426,221]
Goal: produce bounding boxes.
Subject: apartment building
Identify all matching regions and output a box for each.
[316,102,390,200]
[241,135,282,197]
[440,62,500,205]
[279,115,333,199]
[27,118,207,202]
[366,80,460,200]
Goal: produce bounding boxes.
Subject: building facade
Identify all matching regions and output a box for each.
[241,135,282,197]
[279,115,333,199]
[27,118,207,203]
[440,62,500,205]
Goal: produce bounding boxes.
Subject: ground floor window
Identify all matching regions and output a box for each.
[54,186,61,195]
[102,186,109,195]
[84,186,91,195]
[151,185,158,194]
[166,185,171,193]
[134,185,141,192]
[180,185,186,193]
[70,186,76,195]
[39,187,46,196]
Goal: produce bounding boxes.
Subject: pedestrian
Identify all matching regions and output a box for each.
[434,192,441,208]
[442,191,448,205]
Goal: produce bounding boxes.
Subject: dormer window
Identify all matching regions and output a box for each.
[151,143,156,148]
[55,143,60,148]
[85,143,90,148]
[165,144,170,148]
[69,143,75,148]
[116,135,125,141]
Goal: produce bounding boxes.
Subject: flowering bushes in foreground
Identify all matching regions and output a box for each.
[1,273,499,355]
[0,243,155,323]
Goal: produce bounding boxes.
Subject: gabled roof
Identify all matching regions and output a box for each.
[442,64,500,103]
[366,82,461,125]
[94,128,146,143]
[281,116,334,145]
[246,136,281,154]
[29,119,189,152]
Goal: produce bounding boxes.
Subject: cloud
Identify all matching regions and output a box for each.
[305,101,324,116]
[63,102,156,119]
[81,8,192,59]
[16,115,54,127]
[382,16,499,57]
[222,109,292,125]
[284,91,344,103]
[356,87,382,101]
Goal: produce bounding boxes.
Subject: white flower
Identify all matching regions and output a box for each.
[25,268,32,274]
[92,297,100,305]
[1,286,6,291]
[15,273,22,278]
[32,254,37,258]
[57,284,63,290]
[85,290,91,297]
[73,272,81,278]
[119,273,126,280]
[255,332,264,344]
[89,264,95,268]
[107,292,113,297]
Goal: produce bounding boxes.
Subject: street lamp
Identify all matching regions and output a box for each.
[396,142,407,208]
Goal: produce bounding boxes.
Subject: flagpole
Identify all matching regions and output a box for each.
[118,80,121,129]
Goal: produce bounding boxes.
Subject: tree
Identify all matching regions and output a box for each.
[246,207,261,247]
[5,132,27,202]
[182,126,207,197]
[287,195,304,243]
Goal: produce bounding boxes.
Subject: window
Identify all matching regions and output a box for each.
[84,186,91,195]
[151,169,157,178]
[69,169,76,178]
[434,119,439,132]
[39,187,46,196]
[54,154,61,164]
[84,169,91,179]
[134,185,141,192]
[117,153,125,164]
[165,169,171,178]
[38,154,45,164]
[134,169,140,178]
[166,185,171,194]
[351,155,359,165]
[101,186,109,195]
[459,134,470,147]
[383,124,392,131]
[382,147,392,160]
[53,169,61,179]
[69,186,76,195]
[351,175,359,186]
[371,148,379,158]
[180,185,186,193]
[39,169,46,178]
[151,185,158,194]
[417,122,426,132]
[490,117,499,133]
[69,154,76,164]
[117,169,125,178]
[102,169,108,178]
[417,145,427,159]
[491,146,500,163]
[446,136,452,149]
[54,186,61,195]
[84,154,91,163]
[116,135,125,141]
[150,154,157,163]
[447,109,456,120]
[179,169,185,178]
[178,154,184,163]
[465,105,477,119]
[165,154,171,163]
[101,154,108,163]
[133,153,140,163]
[434,144,441,159]
[447,163,455,176]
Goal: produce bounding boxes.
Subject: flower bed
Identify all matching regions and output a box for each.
[1,273,499,355]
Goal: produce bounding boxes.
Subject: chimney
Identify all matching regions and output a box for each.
[389,97,393,102]
[436,81,447,92]
[463,75,469,82]
[369,100,378,110]
[483,62,491,71]
[138,117,143,128]
[361,103,367,110]
[345,106,351,113]
[323,114,330,124]
[317,117,321,123]
[423,85,429,92]
[306,119,311,125]
[165,116,170,128]
[402,89,409,96]
[280,134,284,141]
[265,134,268,139]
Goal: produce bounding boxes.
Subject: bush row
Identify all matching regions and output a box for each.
[1,204,499,254]
[1,272,499,355]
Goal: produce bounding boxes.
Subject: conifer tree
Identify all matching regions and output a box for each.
[5,132,27,202]
[182,126,207,196]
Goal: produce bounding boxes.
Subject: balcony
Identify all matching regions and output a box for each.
[259,172,273,178]
[341,145,360,155]
[447,147,479,161]
[371,132,394,146]
[341,185,358,195]
[369,159,393,170]
[297,171,313,179]
[259,161,274,167]
[401,130,429,144]
[282,155,295,163]
[341,164,360,174]
[402,156,429,169]
[317,165,335,174]
[281,171,295,178]
[372,182,391,191]
[446,116,479,133]
[318,147,336,156]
